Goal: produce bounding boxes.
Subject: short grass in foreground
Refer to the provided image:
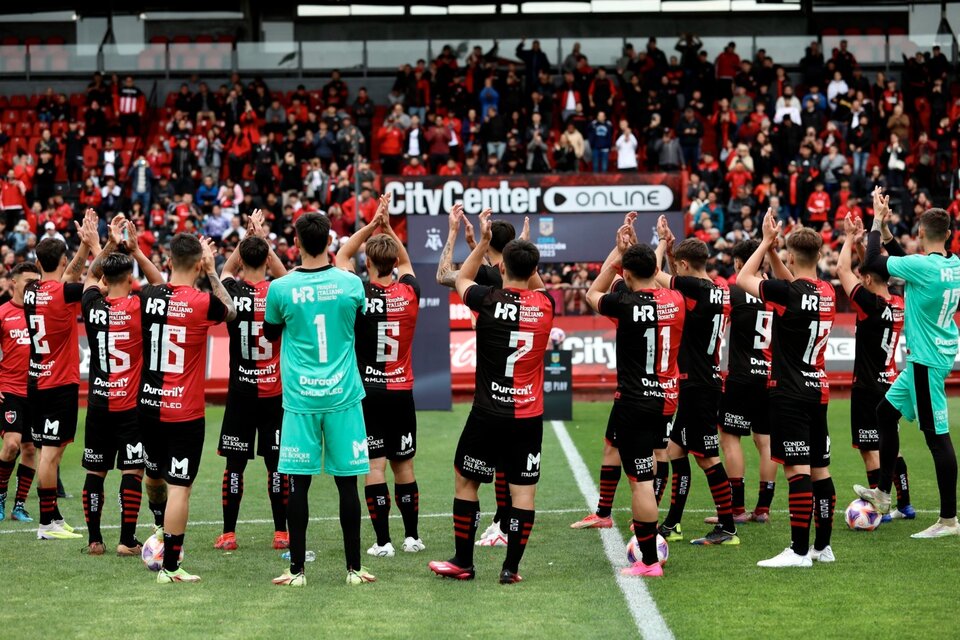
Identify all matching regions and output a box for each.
[0,400,956,639]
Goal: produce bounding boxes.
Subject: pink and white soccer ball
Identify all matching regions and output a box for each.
[626,534,669,565]
[141,533,184,571]
[549,327,567,349]
[845,499,883,531]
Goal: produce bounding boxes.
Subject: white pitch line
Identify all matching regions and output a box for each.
[550,420,674,640]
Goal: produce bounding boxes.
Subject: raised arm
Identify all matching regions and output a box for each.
[84,215,118,290]
[64,209,99,283]
[864,187,893,278]
[653,215,674,288]
[765,238,794,282]
[126,219,165,285]
[436,203,464,288]
[247,210,288,278]
[836,214,862,296]
[335,196,388,273]
[202,237,237,323]
[739,208,781,297]
[587,223,633,312]
[456,209,491,300]
[377,195,414,278]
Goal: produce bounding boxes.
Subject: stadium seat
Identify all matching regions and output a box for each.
[9,94,28,108]
[149,35,169,44]
[1,37,18,46]
[171,35,192,44]
[83,146,99,167]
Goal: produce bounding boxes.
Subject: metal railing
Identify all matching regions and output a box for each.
[0,33,948,80]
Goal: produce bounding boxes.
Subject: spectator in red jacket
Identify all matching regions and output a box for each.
[226,123,252,182]
[805,181,831,225]
[588,67,617,117]
[438,158,462,176]
[377,119,405,176]
[341,186,378,227]
[401,157,428,176]
[425,115,453,173]
[715,41,741,99]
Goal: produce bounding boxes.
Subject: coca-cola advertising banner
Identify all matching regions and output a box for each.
[384,172,682,218]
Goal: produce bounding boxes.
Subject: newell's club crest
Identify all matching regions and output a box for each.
[425,228,443,251]
[4,411,15,424]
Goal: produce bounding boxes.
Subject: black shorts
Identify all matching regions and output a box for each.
[670,386,721,457]
[218,393,283,459]
[454,410,543,486]
[850,386,883,451]
[362,389,417,461]
[769,395,830,468]
[142,415,205,487]
[720,380,770,436]
[0,393,32,438]
[607,402,669,482]
[82,406,145,471]
[29,384,79,448]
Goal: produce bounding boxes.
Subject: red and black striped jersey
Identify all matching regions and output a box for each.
[599,281,684,416]
[759,277,836,404]
[0,301,30,396]
[355,274,420,391]
[463,285,554,418]
[24,280,83,391]
[670,276,730,389]
[223,278,281,398]
[138,284,228,422]
[82,288,143,412]
[850,285,904,393]
[726,284,773,385]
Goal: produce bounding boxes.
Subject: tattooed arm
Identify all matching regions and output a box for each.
[436,203,464,288]
[202,237,237,323]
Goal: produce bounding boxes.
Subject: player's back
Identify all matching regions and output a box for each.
[464,285,554,418]
[139,283,226,422]
[0,300,30,396]
[600,283,684,415]
[850,286,903,391]
[265,266,366,413]
[726,284,773,384]
[886,253,960,369]
[355,276,420,391]
[671,276,729,388]
[224,278,281,398]
[83,289,143,412]
[24,279,82,390]
[762,277,836,403]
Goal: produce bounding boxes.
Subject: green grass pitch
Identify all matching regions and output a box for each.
[1,400,958,639]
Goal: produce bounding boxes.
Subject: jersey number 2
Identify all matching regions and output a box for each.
[29,316,50,355]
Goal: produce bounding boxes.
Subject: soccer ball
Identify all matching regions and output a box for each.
[141,533,184,571]
[626,534,669,566]
[845,499,883,531]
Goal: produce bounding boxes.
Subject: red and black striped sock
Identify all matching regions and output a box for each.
[654,462,669,505]
[662,457,691,529]
[633,520,658,565]
[162,532,184,572]
[451,498,480,568]
[754,481,775,515]
[893,456,911,507]
[119,474,143,546]
[787,474,813,555]
[38,486,57,525]
[395,481,420,539]
[0,458,14,494]
[267,471,288,533]
[14,464,34,505]
[493,472,511,527]
[364,483,392,546]
[705,463,735,532]
[82,474,105,544]
[221,470,244,535]
[503,507,535,574]
[596,464,620,518]
[812,477,836,551]
[729,476,745,515]
[866,467,881,490]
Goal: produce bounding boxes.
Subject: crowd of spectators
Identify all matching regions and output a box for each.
[0,35,956,312]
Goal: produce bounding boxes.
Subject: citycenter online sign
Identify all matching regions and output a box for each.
[383,173,680,216]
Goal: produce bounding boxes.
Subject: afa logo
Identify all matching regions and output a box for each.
[4,411,16,424]
[424,228,443,252]
[352,440,368,459]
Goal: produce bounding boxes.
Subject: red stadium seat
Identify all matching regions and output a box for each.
[86,136,102,150]
[196,34,214,44]
[124,137,139,151]
[9,95,28,108]
[149,35,169,44]
[1,37,18,46]
[171,35,191,44]
[46,36,66,45]
[83,146,99,167]
[23,37,41,47]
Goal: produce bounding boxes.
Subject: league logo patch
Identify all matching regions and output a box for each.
[4,411,16,424]
[539,217,554,237]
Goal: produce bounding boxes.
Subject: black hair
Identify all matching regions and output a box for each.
[490,220,516,253]
[502,239,540,280]
[169,233,203,272]
[621,244,657,279]
[238,236,270,269]
[731,239,760,264]
[101,252,134,285]
[35,238,67,273]
[295,213,331,257]
[9,262,39,278]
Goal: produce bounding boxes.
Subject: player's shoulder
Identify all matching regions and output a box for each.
[656,287,685,306]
